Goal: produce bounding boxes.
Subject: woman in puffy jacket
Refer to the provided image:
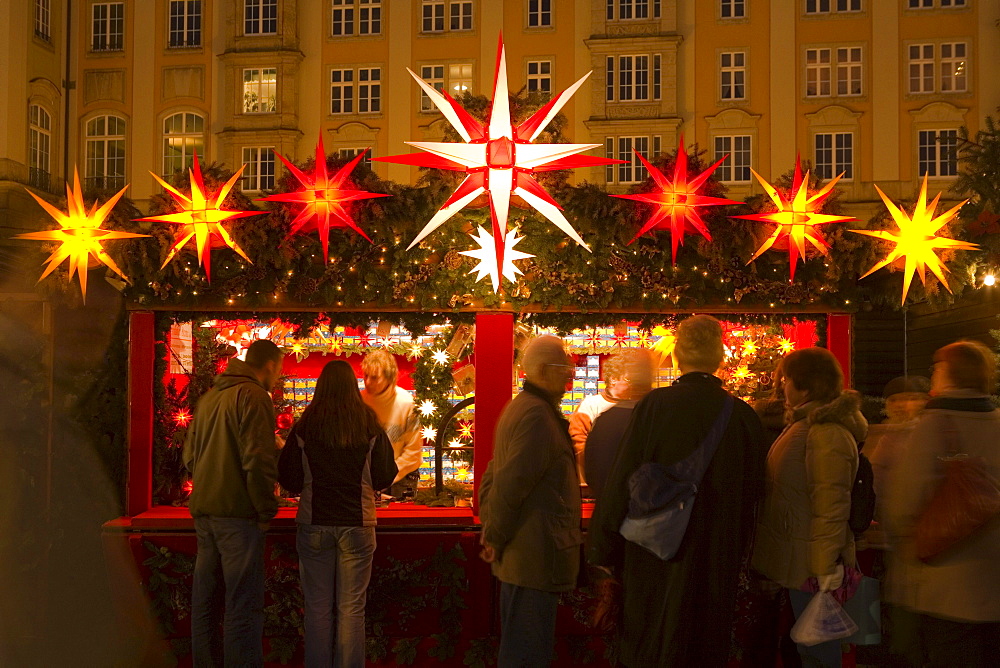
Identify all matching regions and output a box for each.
[752,347,866,668]
[278,360,397,668]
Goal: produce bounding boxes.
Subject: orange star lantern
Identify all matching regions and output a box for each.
[259,138,389,261]
[612,138,739,263]
[853,175,978,304]
[15,169,148,301]
[734,159,854,281]
[375,34,622,292]
[138,153,260,280]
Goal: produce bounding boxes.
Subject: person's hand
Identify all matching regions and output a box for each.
[257,522,270,533]
[818,564,844,592]
[479,544,497,563]
[274,433,286,449]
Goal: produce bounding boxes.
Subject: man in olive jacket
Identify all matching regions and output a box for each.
[183,339,283,668]
[479,335,580,667]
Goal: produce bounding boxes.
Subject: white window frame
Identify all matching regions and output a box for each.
[359,0,381,35]
[908,0,933,7]
[358,67,381,113]
[940,0,966,6]
[526,60,552,97]
[805,0,831,12]
[168,0,202,48]
[244,0,277,35]
[527,0,552,27]
[450,1,473,31]
[241,146,276,191]
[29,104,52,187]
[35,0,51,40]
[421,1,445,32]
[918,129,959,178]
[806,48,832,98]
[337,147,372,170]
[814,131,853,180]
[419,65,445,110]
[242,68,277,114]
[332,0,355,36]
[91,2,124,52]
[940,42,967,93]
[720,0,745,19]
[447,63,473,97]
[85,114,126,191]
[806,0,861,13]
[617,55,650,101]
[330,68,354,114]
[908,43,935,93]
[613,0,650,20]
[714,134,751,183]
[604,135,661,184]
[836,0,861,10]
[162,112,205,177]
[720,51,746,101]
[836,46,863,97]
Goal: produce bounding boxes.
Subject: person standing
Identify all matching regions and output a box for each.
[752,347,866,668]
[183,339,284,668]
[479,335,580,667]
[569,352,631,487]
[587,315,766,667]
[885,340,1000,667]
[360,349,422,498]
[278,360,397,668]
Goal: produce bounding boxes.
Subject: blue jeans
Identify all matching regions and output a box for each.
[191,516,266,668]
[498,582,559,668]
[297,524,376,668]
[788,589,844,668]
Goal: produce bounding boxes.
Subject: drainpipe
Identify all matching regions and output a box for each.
[62,0,74,183]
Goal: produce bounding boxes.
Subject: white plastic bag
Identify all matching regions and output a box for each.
[790,591,859,647]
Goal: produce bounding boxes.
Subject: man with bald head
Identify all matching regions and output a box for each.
[479,335,581,667]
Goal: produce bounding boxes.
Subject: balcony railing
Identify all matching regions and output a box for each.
[28,168,51,192]
[84,176,126,192]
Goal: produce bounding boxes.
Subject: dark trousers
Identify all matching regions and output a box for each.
[921,614,1000,668]
[191,517,266,668]
[498,582,559,668]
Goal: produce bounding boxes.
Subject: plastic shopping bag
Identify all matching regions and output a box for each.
[790,591,859,647]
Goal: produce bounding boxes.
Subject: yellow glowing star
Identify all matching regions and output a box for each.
[448,438,464,449]
[741,340,758,356]
[456,468,470,481]
[459,226,534,292]
[779,338,795,354]
[408,342,425,359]
[651,326,676,366]
[732,365,752,381]
[138,153,260,280]
[417,399,437,418]
[734,160,855,281]
[457,421,474,440]
[421,426,438,441]
[16,169,148,300]
[853,175,978,304]
[431,350,451,366]
[289,342,309,362]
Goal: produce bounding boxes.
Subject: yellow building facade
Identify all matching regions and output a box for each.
[0,0,997,227]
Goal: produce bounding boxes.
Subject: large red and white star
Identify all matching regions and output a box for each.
[376,35,622,291]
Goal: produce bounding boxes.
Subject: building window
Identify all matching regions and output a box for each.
[28,105,52,189]
[836,47,862,96]
[806,48,831,97]
[908,44,935,93]
[419,65,444,110]
[618,55,650,101]
[244,0,277,35]
[338,147,372,170]
[358,67,381,113]
[605,136,660,183]
[528,0,552,27]
[814,132,853,180]
[940,0,966,6]
[721,0,745,18]
[330,69,354,114]
[450,1,472,31]
[526,60,552,97]
[242,68,277,113]
[918,129,958,177]
[85,114,126,191]
[92,3,124,52]
[169,1,202,48]
[720,51,746,101]
[241,147,275,191]
[422,1,445,32]
[359,0,381,34]
[448,63,473,96]
[805,0,830,12]
[940,42,967,92]
[806,0,861,12]
[908,0,933,7]
[332,0,354,35]
[35,0,51,40]
[837,0,861,10]
[611,0,650,20]
[714,135,751,182]
[162,112,204,176]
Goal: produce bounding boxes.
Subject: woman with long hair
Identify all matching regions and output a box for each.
[278,360,397,667]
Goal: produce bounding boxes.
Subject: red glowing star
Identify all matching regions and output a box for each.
[173,409,193,427]
[376,34,623,292]
[733,158,855,281]
[138,153,260,280]
[259,138,389,261]
[612,137,739,263]
[183,480,193,494]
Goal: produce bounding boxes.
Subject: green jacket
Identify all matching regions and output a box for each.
[183,358,278,523]
[479,382,582,592]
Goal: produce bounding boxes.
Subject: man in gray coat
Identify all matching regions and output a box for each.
[479,335,580,667]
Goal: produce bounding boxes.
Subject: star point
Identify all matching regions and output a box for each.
[459,226,534,292]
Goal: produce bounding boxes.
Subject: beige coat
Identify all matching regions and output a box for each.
[884,394,1000,622]
[752,391,865,589]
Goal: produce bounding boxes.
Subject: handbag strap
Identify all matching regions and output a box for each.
[939,413,962,458]
[693,394,736,479]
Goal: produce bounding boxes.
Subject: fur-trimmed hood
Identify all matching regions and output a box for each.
[793,390,868,444]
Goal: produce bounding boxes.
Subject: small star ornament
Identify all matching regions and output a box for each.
[459,226,534,291]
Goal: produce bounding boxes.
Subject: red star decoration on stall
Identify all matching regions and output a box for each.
[138,153,260,280]
[259,138,389,261]
[612,137,739,263]
[733,158,855,281]
[375,34,622,291]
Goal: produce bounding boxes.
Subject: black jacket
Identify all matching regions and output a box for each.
[278,424,397,527]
